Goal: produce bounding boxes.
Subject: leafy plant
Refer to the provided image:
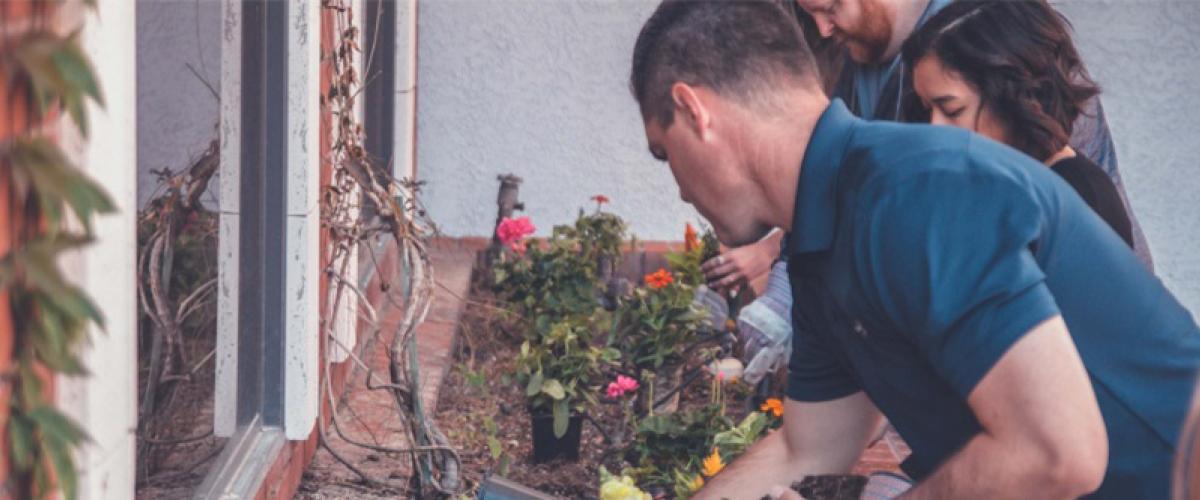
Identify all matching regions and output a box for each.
[515,316,620,437]
[626,403,731,490]
[666,223,719,288]
[611,274,706,372]
[492,227,599,321]
[1,5,110,498]
[564,209,627,270]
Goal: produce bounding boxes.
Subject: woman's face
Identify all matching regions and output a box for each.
[912,54,1009,144]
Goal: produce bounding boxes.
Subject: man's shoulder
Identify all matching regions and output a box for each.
[842,121,976,187]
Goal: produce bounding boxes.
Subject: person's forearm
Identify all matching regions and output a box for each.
[898,432,1101,499]
[696,431,811,500]
[760,229,784,260]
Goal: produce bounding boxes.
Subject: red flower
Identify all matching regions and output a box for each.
[644,268,674,290]
[496,216,536,244]
[591,194,610,205]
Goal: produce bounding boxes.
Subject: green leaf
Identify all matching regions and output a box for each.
[8,414,35,470]
[552,399,569,438]
[498,453,511,476]
[28,406,90,446]
[525,371,543,397]
[10,33,103,137]
[541,378,565,400]
[487,436,502,460]
[7,139,116,233]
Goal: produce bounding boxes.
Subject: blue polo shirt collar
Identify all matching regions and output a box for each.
[788,98,859,254]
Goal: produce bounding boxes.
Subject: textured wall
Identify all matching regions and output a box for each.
[415,0,1200,313]
[1057,0,1200,313]
[136,0,221,209]
[415,0,700,242]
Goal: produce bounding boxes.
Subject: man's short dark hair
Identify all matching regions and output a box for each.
[630,0,821,127]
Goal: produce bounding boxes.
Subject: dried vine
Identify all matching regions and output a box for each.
[319,0,461,496]
[0,1,110,499]
[134,138,220,483]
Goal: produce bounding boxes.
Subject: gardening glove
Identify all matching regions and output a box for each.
[738,261,793,384]
[692,284,729,331]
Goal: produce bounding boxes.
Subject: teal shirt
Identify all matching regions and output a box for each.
[785,100,1200,497]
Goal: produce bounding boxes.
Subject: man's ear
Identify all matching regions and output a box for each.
[670,82,711,140]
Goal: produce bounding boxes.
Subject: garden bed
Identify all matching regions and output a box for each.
[436,286,763,498]
[430,199,908,499]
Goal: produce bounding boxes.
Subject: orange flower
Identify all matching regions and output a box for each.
[684,223,699,252]
[702,448,725,477]
[760,398,783,418]
[644,268,674,289]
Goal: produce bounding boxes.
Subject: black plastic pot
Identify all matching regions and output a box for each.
[530,413,584,463]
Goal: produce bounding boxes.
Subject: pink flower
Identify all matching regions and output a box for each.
[606,383,624,399]
[496,216,536,245]
[605,375,639,398]
[509,240,528,255]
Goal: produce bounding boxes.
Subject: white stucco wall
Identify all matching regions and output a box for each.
[415,0,1200,313]
[57,1,139,498]
[136,0,221,209]
[415,0,700,243]
[1056,0,1200,314]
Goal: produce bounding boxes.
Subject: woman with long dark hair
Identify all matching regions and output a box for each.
[902,0,1135,248]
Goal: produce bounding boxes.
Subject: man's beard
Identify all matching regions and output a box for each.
[843,0,894,64]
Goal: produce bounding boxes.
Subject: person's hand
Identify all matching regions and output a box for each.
[767,485,806,500]
[701,237,778,293]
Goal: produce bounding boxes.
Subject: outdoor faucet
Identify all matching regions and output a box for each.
[485,174,525,269]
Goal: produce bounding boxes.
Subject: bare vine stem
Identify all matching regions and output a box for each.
[316,1,460,495]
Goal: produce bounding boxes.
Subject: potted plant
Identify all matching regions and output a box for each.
[515,316,619,462]
[612,267,706,414]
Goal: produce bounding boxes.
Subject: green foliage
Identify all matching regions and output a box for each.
[492,232,598,320]
[627,403,730,489]
[610,280,705,371]
[1,7,108,499]
[8,32,104,137]
[564,209,628,268]
[665,226,718,288]
[627,407,772,497]
[6,138,115,235]
[514,316,620,437]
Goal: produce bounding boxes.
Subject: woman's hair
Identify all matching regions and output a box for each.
[900,0,1099,161]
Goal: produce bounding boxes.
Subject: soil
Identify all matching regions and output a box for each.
[434,288,765,499]
[791,475,868,500]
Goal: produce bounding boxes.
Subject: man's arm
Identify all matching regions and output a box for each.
[697,392,883,500]
[900,316,1108,499]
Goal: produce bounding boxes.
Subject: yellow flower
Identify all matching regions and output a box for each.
[689,474,705,491]
[600,475,651,500]
[702,448,725,477]
[760,398,784,418]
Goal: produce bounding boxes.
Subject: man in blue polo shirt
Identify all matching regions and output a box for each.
[629,1,1200,498]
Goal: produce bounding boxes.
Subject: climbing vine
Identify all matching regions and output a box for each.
[0,1,111,499]
[318,0,460,496]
